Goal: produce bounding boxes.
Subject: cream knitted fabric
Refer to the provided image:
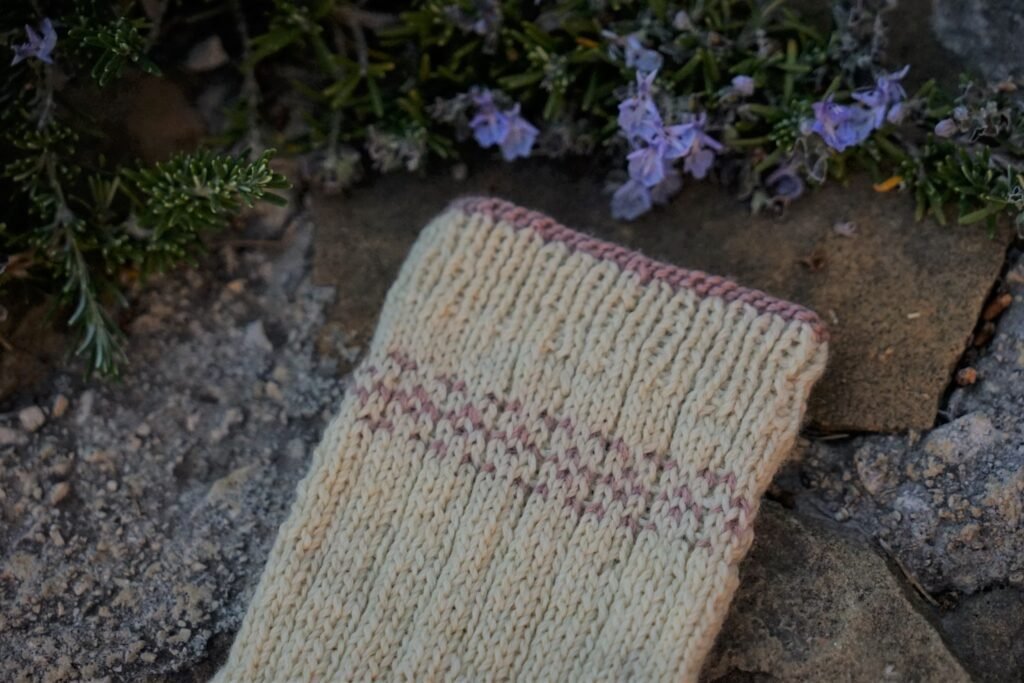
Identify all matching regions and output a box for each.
[215,197,828,682]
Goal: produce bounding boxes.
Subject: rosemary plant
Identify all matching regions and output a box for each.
[246,0,1021,229]
[1,3,288,375]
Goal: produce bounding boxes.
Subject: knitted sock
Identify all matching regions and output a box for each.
[215,197,828,682]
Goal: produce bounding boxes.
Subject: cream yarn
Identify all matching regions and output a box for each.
[215,197,828,682]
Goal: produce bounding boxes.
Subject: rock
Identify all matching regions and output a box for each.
[701,503,970,682]
[18,405,46,432]
[52,394,69,418]
[49,482,72,506]
[955,367,978,386]
[0,302,67,402]
[931,0,1024,81]
[312,163,1008,431]
[50,458,74,478]
[205,464,259,513]
[75,390,96,426]
[0,426,28,447]
[244,320,274,352]
[70,74,205,164]
[264,381,284,403]
[784,254,1024,594]
[939,587,1024,682]
[185,35,229,72]
[210,408,245,444]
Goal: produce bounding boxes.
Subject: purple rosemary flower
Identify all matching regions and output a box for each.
[624,34,663,74]
[934,118,957,138]
[680,115,723,179]
[765,164,805,204]
[499,104,538,160]
[853,65,909,128]
[469,90,509,147]
[886,101,906,124]
[627,142,667,188]
[808,98,875,152]
[617,70,662,142]
[685,148,714,179]
[611,179,652,220]
[731,75,756,97]
[11,18,57,65]
[660,122,699,160]
[650,169,682,205]
[468,90,537,160]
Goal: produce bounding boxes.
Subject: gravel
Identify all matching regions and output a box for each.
[0,208,348,681]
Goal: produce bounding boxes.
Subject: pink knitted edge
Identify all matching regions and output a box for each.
[451,196,828,342]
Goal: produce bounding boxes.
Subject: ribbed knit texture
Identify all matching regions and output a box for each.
[215,197,828,682]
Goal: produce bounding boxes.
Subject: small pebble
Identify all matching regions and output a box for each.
[0,426,28,447]
[244,320,274,352]
[956,367,978,386]
[981,292,1013,322]
[271,364,290,383]
[832,220,857,237]
[265,381,284,402]
[49,482,72,506]
[19,405,46,432]
[49,526,65,547]
[75,390,96,426]
[52,394,70,419]
[51,458,73,477]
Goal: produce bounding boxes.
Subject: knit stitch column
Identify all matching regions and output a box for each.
[215,197,828,682]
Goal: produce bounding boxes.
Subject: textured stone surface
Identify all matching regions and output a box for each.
[939,587,1024,682]
[0,301,67,403]
[931,0,1024,81]
[0,215,345,681]
[701,503,970,682]
[313,163,1008,431]
[779,254,1024,594]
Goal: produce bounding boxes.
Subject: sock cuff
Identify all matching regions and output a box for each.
[452,195,827,341]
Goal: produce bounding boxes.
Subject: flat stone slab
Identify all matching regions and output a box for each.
[312,162,1007,431]
[780,255,1024,595]
[702,503,970,682]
